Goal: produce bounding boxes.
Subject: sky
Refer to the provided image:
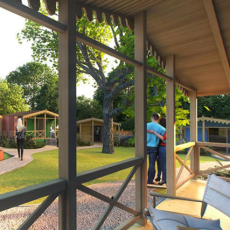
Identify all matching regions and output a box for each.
[0,5,107,99]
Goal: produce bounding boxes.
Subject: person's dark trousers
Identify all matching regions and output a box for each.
[17,138,24,160]
[158,146,166,181]
[147,147,158,184]
[157,157,162,179]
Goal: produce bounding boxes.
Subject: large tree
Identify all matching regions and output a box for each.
[18,7,189,153]
[0,79,28,115]
[6,62,58,110]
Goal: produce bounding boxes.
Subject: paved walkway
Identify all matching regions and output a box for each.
[0,144,102,175]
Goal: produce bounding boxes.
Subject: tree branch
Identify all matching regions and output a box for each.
[110,25,120,49]
[109,97,133,117]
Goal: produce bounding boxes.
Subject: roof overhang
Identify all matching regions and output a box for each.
[77,118,121,126]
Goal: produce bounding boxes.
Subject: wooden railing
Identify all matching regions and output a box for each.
[76,157,143,230]
[175,142,196,190]
[196,142,230,181]
[0,157,143,230]
[0,179,66,229]
[26,130,46,139]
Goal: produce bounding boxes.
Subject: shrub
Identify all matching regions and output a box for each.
[76,137,91,146]
[0,135,45,149]
[120,135,134,147]
[114,134,120,147]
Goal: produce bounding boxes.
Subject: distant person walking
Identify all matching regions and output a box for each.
[16,118,26,161]
[147,113,166,184]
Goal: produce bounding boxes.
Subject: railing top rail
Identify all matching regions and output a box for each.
[0,178,66,212]
[76,157,143,185]
[175,142,195,152]
[196,142,230,148]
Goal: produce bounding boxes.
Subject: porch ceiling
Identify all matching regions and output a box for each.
[78,0,230,96]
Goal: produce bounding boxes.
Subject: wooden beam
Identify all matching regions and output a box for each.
[176,146,194,184]
[175,78,196,92]
[199,164,230,175]
[176,174,195,190]
[76,157,143,185]
[175,155,194,175]
[76,31,142,67]
[202,119,205,142]
[166,55,176,196]
[58,0,77,229]
[196,141,230,148]
[0,179,66,212]
[203,0,230,87]
[134,11,147,226]
[175,142,195,152]
[34,116,36,140]
[0,0,66,33]
[190,90,199,179]
[197,89,230,97]
[18,193,59,230]
[200,146,230,161]
[147,66,172,80]
[44,113,46,139]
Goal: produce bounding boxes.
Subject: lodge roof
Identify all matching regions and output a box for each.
[198,116,230,125]
[77,117,121,126]
[3,110,59,119]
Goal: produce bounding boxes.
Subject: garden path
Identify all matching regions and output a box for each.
[0,143,102,175]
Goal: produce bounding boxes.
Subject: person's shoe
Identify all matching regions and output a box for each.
[21,157,23,161]
[155,177,161,182]
[158,181,166,185]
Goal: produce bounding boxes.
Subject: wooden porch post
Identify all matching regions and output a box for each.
[166,55,176,196]
[79,123,82,139]
[44,113,46,139]
[202,116,205,142]
[134,11,147,225]
[34,116,36,140]
[118,126,120,144]
[54,117,57,138]
[58,0,76,229]
[92,120,94,144]
[190,91,199,179]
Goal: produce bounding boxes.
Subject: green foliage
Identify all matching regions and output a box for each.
[0,135,45,149]
[76,137,91,146]
[0,79,28,115]
[6,62,58,110]
[17,7,112,82]
[181,95,230,120]
[76,96,102,120]
[35,74,58,113]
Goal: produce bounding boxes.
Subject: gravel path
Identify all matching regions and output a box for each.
[0,181,159,230]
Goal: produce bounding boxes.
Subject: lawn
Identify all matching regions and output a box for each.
[0,147,219,204]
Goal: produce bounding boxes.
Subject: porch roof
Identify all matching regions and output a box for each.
[76,117,121,126]
[4,110,59,119]
[77,0,230,97]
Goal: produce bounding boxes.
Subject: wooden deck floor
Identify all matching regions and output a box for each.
[130,179,230,230]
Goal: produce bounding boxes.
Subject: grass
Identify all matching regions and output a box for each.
[3,153,12,160]
[0,147,220,204]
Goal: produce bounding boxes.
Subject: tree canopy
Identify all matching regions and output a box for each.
[0,79,28,115]
[6,62,58,110]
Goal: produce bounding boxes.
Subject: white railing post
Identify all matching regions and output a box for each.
[134,11,147,225]
[58,1,77,229]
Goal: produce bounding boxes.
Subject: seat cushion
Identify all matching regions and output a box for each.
[148,207,222,230]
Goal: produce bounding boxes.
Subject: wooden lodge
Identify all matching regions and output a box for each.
[1,0,230,230]
[1,110,58,140]
[76,117,121,144]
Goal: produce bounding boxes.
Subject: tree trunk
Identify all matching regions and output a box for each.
[102,96,114,154]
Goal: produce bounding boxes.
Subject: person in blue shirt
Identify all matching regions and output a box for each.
[147,113,166,184]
